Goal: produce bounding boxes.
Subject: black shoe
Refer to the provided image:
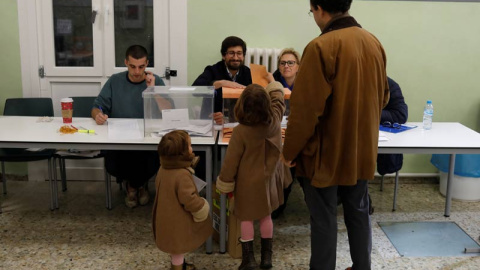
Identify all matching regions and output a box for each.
[368,194,374,215]
[271,204,286,219]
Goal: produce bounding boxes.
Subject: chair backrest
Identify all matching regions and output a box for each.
[70,96,96,117]
[4,98,54,117]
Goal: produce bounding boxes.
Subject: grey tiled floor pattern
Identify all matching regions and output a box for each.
[0,177,479,269]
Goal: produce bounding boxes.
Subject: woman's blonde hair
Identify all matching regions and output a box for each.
[277,48,301,67]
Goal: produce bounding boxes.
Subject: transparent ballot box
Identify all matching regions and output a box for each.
[142,86,215,137]
[222,87,242,124]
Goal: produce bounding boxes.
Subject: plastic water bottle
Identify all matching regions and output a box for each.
[423,100,434,130]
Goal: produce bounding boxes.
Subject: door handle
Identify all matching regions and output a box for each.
[91,8,98,24]
[164,67,177,80]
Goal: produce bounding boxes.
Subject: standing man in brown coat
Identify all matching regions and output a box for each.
[282,1,389,270]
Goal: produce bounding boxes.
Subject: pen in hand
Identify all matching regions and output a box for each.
[96,106,108,125]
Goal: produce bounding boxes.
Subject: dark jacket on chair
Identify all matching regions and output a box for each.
[377,77,408,175]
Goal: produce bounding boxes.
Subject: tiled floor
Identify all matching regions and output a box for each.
[1,177,479,270]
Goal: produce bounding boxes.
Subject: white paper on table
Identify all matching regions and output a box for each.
[151,121,213,137]
[223,122,239,128]
[162,109,189,129]
[169,87,196,91]
[185,121,213,135]
[281,116,288,127]
[193,175,207,192]
[107,119,143,140]
[379,131,389,141]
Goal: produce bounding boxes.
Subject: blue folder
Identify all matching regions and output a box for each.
[379,124,417,133]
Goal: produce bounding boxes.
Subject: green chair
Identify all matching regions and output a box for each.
[54,96,114,209]
[0,98,57,210]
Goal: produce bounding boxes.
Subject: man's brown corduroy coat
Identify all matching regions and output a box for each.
[283,16,390,188]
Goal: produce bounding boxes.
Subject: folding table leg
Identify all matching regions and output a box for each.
[444,154,456,217]
[104,163,112,210]
[2,161,7,195]
[48,158,55,211]
[392,171,399,211]
[60,158,67,192]
[380,175,384,191]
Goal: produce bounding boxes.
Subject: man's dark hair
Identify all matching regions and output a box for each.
[220,36,247,56]
[125,45,148,60]
[310,0,352,14]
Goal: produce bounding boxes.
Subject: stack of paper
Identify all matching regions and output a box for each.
[151,121,213,137]
[281,116,288,128]
[379,131,389,141]
[193,175,207,192]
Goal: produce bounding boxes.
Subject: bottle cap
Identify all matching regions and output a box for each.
[427,100,432,104]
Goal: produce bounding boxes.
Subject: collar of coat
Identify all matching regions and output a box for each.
[321,15,362,36]
[160,154,195,174]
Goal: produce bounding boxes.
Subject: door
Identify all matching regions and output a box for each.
[17,0,187,180]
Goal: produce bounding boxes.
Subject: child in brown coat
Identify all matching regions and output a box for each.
[217,82,291,270]
[152,130,213,270]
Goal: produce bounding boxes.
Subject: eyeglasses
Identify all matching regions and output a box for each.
[279,60,296,67]
[226,51,243,57]
[382,121,401,129]
[308,10,313,17]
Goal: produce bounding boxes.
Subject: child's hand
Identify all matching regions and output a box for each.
[216,177,235,193]
[192,198,210,222]
[265,72,274,83]
[281,153,296,168]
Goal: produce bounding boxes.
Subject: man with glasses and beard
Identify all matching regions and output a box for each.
[193,36,252,125]
[191,36,253,193]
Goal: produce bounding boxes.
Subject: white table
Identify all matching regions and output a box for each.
[0,116,216,253]
[216,122,480,253]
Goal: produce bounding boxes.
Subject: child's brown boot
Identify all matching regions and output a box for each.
[260,238,273,269]
[239,239,257,270]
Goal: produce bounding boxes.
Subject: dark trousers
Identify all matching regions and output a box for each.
[104,150,159,189]
[298,177,371,270]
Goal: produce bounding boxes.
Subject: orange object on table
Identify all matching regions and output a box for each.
[250,64,269,87]
[59,125,78,134]
[223,87,291,99]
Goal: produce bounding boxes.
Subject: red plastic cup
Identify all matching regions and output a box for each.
[61,98,73,123]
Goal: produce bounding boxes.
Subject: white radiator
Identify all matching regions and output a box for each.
[245,48,282,73]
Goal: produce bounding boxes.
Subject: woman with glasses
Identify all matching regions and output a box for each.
[273,49,300,105]
[273,48,300,92]
[270,48,301,219]
[272,48,300,117]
